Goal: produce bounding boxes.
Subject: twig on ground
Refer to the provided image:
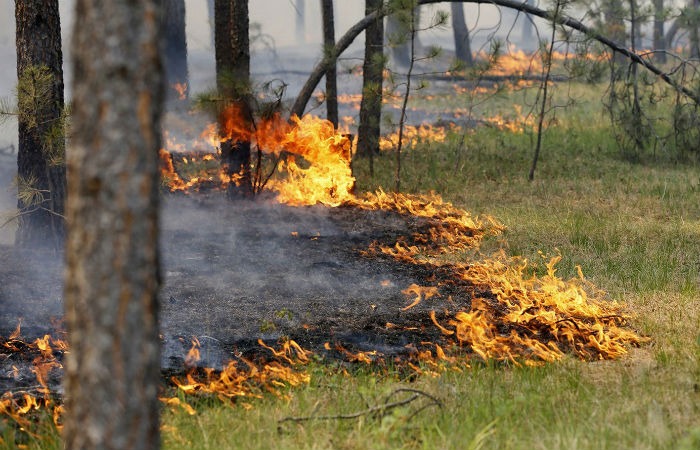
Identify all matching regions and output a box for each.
[278,388,441,425]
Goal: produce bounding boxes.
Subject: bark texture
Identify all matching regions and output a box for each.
[162,0,189,102]
[451,3,472,65]
[321,0,338,127]
[64,0,163,448]
[215,0,252,197]
[14,0,66,247]
[357,0,384,166]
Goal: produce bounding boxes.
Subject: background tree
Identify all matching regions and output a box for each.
[162,0,189,104]
[63,0,163,448]
[215,0,252,197]
[14,0,66,247]
[451,3,473,66]
[296,0,306,44]
[653,0,666,63]
[357,0,385,175]
[321,0,338,128]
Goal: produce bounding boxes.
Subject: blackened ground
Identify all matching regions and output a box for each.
[1,193,475,392]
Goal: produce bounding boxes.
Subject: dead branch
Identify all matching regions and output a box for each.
[290,0,700,119]
[278,388,441,424]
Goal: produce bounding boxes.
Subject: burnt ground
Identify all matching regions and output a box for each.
[0,193,476,393]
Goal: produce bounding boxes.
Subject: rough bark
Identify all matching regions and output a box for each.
[215,0,252,197]
[451,3,472,66]
[653,0,666,63]
[162,0,189,103]
[14,0,65,248]
[357,0,385,173]
[290,0,700,119]
[321,0,338,128]
[63,0,163,449]
[296,0,306,44]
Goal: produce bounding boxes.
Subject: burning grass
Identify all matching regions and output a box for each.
[1,91,669,447]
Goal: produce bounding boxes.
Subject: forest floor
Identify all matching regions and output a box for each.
[1,79,699,449]
[158,82,700,450]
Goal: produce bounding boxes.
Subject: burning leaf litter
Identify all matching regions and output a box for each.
[2,106,645,430]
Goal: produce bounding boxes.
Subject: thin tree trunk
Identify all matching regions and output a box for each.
[529,0,560,181]
[321,0,338,128]
[522,0,534,41]
[386,12,411,67]
[215,0,252,197]
[395,8,416,193]
[162,0,189,104]
[357,0,384,176]
[653,0,666,63]
[296,0,306,44]
[451,3,473,66]
[63,0,163,448]
[14,0,65,248]
[690,0,700,58]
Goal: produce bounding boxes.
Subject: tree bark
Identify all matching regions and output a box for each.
[357,0,384,173]
[14,0,65,248]
[321,0,338,128]
[451,3,472,66]
[215,0,252,197]
[296,0,306,44]
[162,0,189,104]
[653,0,666,63]
[63,0,163,448]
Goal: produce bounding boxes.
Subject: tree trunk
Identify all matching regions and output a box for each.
[357,0,384,174]
[451,3,472,66]
[690,0,700,58]
[653,0,666,63]
[63,0,163,448]
[215,0,252,197]
[603,0,626,66]
[522,0,534,41]
[14,0,65,248]
[162,0,189,104]
[321,0,338,128]
[296,0,306,44]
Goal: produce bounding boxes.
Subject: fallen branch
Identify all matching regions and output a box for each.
[278,388,441,424]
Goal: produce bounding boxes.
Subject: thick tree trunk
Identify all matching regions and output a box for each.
[14,0,65,248]
[321,0,338,128]
[296,0,306,44]
[162,0,189,103]
[451,3,472,66]
[357,0,384,172]
[215,0,252,197]
[653,0,666,63]
[63,0,163,448]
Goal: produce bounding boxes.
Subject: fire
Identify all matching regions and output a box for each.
[379,123,457,151]
[170,338,311,401]
[172,82,187,100]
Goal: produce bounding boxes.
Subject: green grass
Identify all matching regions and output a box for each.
[166,83,698,449]
[2,82,699,450]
